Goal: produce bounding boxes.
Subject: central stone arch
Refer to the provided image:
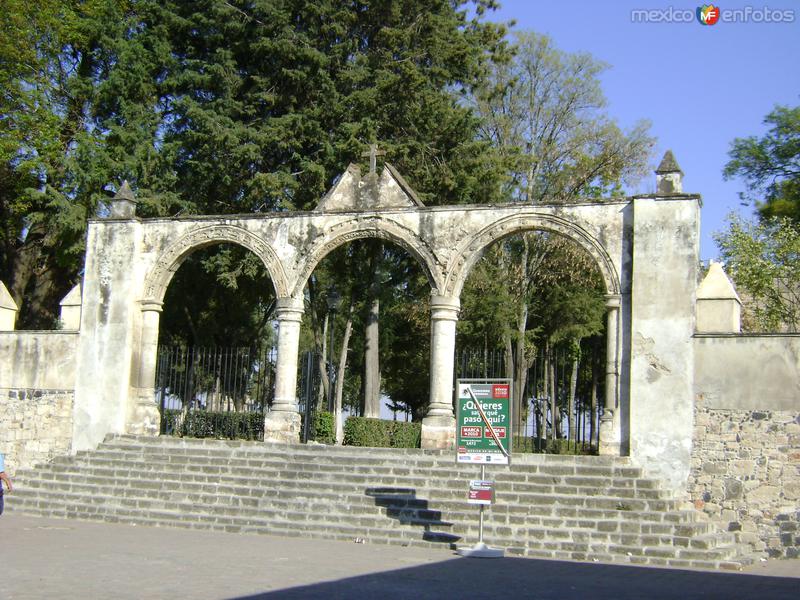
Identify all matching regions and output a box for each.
[293,215,445,297]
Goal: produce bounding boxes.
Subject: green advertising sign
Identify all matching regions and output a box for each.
[455,379,512,465]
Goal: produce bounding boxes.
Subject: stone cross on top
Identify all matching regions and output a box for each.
[361,143,386,174]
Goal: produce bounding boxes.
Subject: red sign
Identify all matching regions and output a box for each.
[461,426,482,438]
[467,480,495,505]
[492,384,509,398]
[486,426,506,439]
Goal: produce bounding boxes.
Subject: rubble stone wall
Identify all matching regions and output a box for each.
[0,389,74,473]
[688,398,800,558]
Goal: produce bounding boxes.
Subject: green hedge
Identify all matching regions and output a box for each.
[513,436,597,455]
[161,409,264,440]
[343,417,421,448]
[311,411,336,444]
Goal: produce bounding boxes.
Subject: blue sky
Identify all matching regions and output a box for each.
[487,0,800,260]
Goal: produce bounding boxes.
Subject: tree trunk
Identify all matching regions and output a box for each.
[335,302,354,444]
[315,312,330,411]
[363,295,381,417]
[512,236,531,440]
[549,347,558,440]
[543,344,551,441]
[503,333,514,381]
[362,242,383,418]
[590,346,599,449]
[568,356,579,445]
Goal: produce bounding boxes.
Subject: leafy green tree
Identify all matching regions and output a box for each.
[2,0,508,334]
[0,0,125,327]
[459,32,651,438]
[471,31,654,203]
[723,105,800,223]
[714,214,800,332]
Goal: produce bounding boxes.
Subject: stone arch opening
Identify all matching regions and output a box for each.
[142,224,289,305]
[445,213,620,299]
[293,218,444,298]
[453,215,621,455]
[134,228,284,439]
[300,231,435,442]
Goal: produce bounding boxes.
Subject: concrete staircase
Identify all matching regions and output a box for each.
[9,435,756,569]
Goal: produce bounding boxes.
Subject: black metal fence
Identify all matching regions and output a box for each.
[155,346,322,442]
[154,342,602,452]
[457,345,604,454]
[156,345,276,440]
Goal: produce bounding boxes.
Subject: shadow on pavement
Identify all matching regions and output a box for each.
[365,486,461,545]
[231,555,798,600]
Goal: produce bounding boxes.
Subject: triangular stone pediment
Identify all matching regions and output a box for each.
[316,163,424,212]
[60,283,83,307]
[697,261,741,302]
[0,280,18,311]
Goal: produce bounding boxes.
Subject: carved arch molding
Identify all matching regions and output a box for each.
[141,212,621,307]
[142,224,290,303]
[444,213,621,298]
[292,216,445,297]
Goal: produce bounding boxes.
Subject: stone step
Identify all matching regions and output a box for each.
[9,489,735,560]
[11,476,699,524]
[17,463,672,502]
[9,500,745,570]
[12,481,695,535]
[10,435,752,569]
[49,449,652,483]
[14,476,683,522]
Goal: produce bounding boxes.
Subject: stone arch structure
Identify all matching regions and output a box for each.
[292,215,445,298]
[130,224,290,442]
[142,223,290,303]
[443,212,621,299]
[438,211,625,455]
[69,160,701,492]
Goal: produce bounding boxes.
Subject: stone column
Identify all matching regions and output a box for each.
[265,296,304,443]
[422,295,459,449]
[127,301,163,436]
[599,294,621,455]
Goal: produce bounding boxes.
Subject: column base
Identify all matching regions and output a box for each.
[264,411,301,444]
[126,392,161,436]
[598,415,620,456]
[421,415,455,450]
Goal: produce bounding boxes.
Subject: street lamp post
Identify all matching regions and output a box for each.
[326,288,341,414]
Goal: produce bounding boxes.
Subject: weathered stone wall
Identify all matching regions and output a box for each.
[0,331,79,390]
[0,331,78,471]
[629,196,700,494]
[691,333,800,556]
[0,389,75,472]
[695,334,800,411]
[688,397,800,558]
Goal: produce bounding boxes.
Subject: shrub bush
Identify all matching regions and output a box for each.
[343,417,421,448]
[311,411,336,444]
[160,409,264,440]
[513,436,596,455]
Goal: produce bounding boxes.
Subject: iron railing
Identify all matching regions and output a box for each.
[457,345,604,454]
[155,345,275,440]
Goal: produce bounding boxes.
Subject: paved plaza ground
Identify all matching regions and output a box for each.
[1,513,798,599]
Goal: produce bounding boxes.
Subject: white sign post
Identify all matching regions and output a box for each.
[456,379,510,559]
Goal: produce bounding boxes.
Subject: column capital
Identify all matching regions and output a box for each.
[275,296,304,321]
[604,294,621,309]
[140,299,163,313]
[430,294,460,321]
